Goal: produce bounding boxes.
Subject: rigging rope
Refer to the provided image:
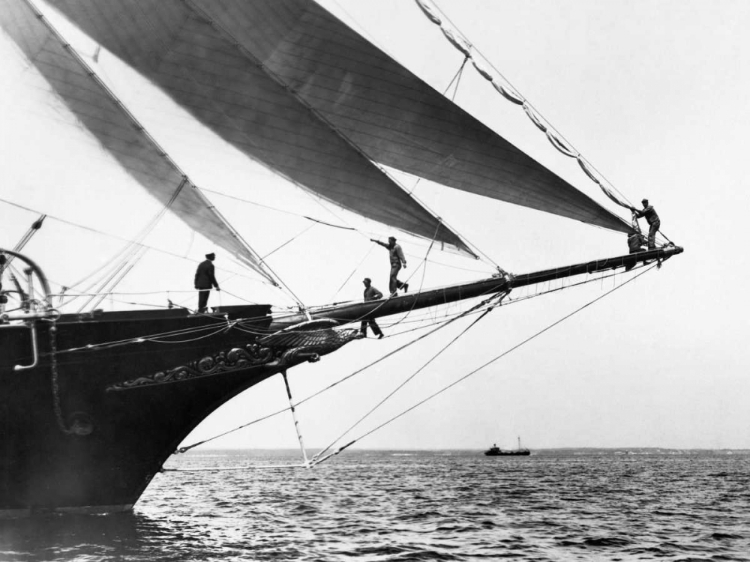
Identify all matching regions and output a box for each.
[72,179,189,312]
[162,463,307,473]
[203,187,494,277]
[261,223,317,261]
[443,55,469,101]
[312,262,659,466]
[175,290,506,454]
[328,245,376,303]
[312,291,506,463]
[175,259,649,453]
[0,198,270,288]
[376,223,441,332]
[416,0,638,216]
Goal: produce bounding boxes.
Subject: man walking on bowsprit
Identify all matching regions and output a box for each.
[194,252,220,313]
[371,236,408,296]
[360,277,384,339]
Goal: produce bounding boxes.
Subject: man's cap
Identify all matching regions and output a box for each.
[363,277,371,283]
[641,198,649,204]
[206,252,215,259]
[388,236,396,241]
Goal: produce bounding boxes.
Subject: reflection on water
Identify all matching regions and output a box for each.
[0,449,749,561]
[0,512,164,561]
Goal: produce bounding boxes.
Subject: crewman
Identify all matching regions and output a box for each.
[361,277,384,339]
[194,252,220,313]
[371,236,409,296]
[625,231,646,271]
[630,199,661,250]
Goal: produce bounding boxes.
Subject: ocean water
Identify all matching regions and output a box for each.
[0,449,749,561]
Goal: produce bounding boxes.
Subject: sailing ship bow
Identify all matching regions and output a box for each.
[0,0,683,515]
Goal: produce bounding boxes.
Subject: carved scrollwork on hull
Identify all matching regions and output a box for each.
[106,343,274,391]
[106,325,362,392]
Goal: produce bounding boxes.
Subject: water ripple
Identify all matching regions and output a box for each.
[0,450,749,561]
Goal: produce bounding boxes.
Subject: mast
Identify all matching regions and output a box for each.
[270,246,683,329]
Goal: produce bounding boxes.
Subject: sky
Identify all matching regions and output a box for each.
[1,0,748,452]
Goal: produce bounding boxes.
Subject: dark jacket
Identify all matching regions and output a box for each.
[388,243,406,267]
[627,233,646,253]
[194,260,218,289]
[363,285,383,301]
[635,205,659,225]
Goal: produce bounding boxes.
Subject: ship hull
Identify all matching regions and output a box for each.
[0,246,682,514]
[484,450,530,457]
[0,305,279,515]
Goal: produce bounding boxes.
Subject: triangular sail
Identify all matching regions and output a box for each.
[46,0,631,235]
[41,0,473,256]
[0,0,275,282]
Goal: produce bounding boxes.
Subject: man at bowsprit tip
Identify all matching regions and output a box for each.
[360,277,384,339]
[630,199,661,250]
[371,236,408,296]
[194,252,220,313]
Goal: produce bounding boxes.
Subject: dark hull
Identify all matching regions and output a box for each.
[484,449,530,456]
[0,305,278,515]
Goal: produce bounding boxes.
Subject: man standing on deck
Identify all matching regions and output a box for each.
[194,252,220,313]
[361,277,384,339]
[371,236,409,296]
[630,199,661,250]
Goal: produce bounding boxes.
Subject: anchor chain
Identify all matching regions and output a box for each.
[49,322,74,435]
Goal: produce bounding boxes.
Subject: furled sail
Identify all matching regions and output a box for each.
[42,0,473,256]
[46,0,632,235]
[0,0,276,282]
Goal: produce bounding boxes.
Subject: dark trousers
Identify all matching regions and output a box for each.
[625,248,639,271]
[197,288,210,313]
[361,319,382,337]
[647,220,661,249]
[389,263,405,294]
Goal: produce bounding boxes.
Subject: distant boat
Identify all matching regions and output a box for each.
[485,437,530,456]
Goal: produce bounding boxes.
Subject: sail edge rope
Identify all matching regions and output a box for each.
[414,0,637,216]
